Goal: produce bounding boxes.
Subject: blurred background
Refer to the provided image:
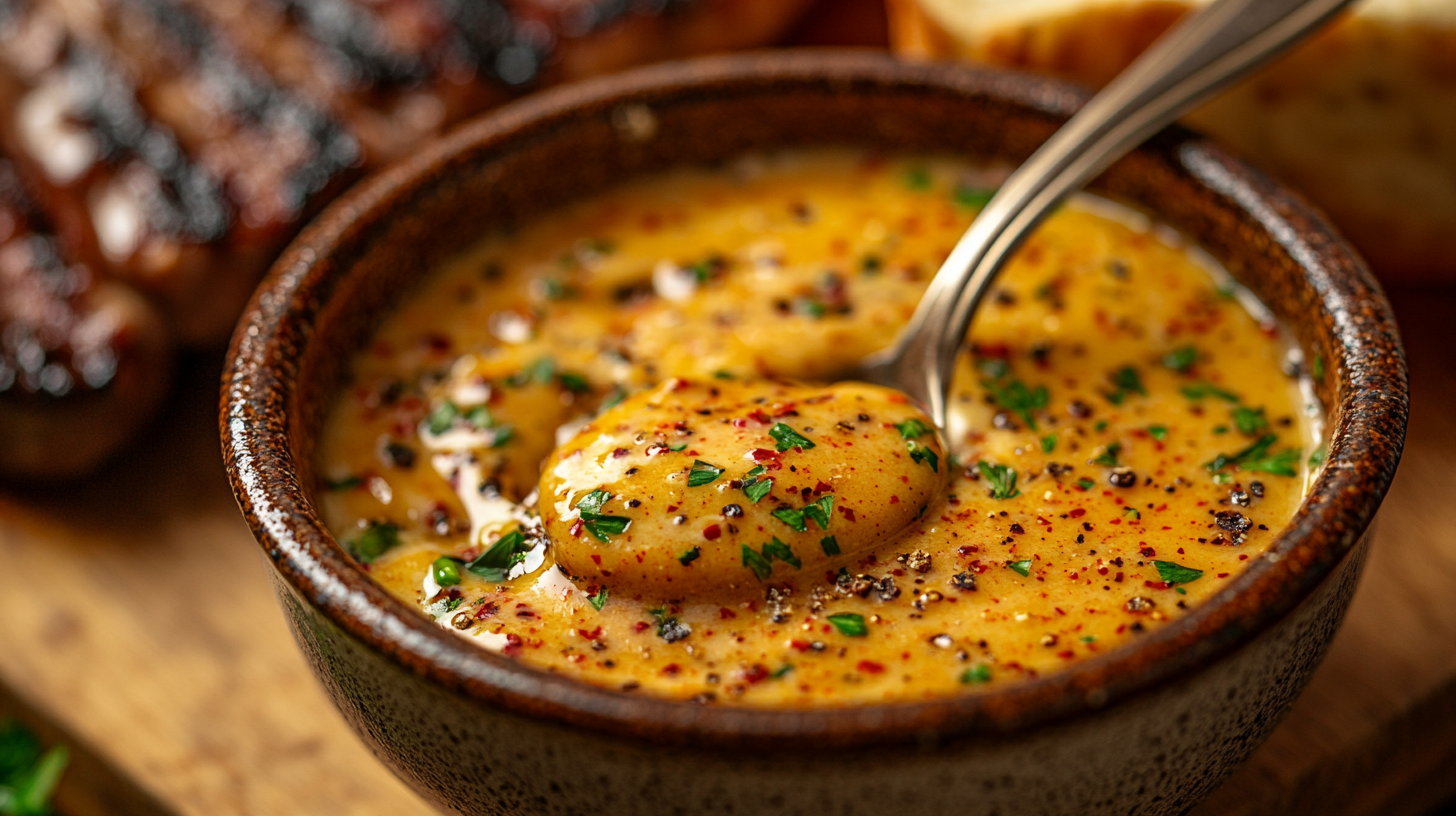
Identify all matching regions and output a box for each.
[1,1,1453,814]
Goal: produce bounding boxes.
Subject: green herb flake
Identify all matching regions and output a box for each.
[801,495,835,530]
[1041,434,1057,454]
[1080,635,1097,644]
[741,544,774,581]
[588,588,609,611]
[432,557,462,587]
[323,475,363,491]
[820,535,841,556]
[1008,559,1033,577]
[1092,442,1123,468]
[1232,405,1269,435]
[1110,366,1146,397]
[959,664,992,684]
[1313,353,1325,380]
[975,357,1010,379]
[488,425,515,449]
[668,442,688,452]
[1181,382,1240,403]
[904,167,931,190]
[827,613,868,637]
[769,423,816,452]
[678,547,702,567]
[953,185,995,209]
[1075,478,1095,491]
[982,378,1049,430]
[771,506,807,532]
[906,440,940,472]
[1164,346,1198,374]
[1123,506,1141,520]
[464,405,494,429]
[978,461,1021,500]
[600,386,628,411]
[895,418,932,439]
[465,529,530,581]
[0,720,68,816]
[1147,425,1168,442]
[1205,433,1299,477]
[558,372,591,393]
[761,538,802,569]
[348,522,400,564]
[771,664,794,679]
[713,369,736,380]
[687,460,725,487]
[1153,560,1204,585]
[574,490,633,542]
[743,477,774,504]
[426,400,459,435]
[1308,446,1327,468]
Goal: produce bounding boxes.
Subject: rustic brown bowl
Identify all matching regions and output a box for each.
[221,51,1407,816]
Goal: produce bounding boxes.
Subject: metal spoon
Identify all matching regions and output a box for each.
[857,0,1356,428]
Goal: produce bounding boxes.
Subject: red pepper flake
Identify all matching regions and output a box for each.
[890,496,900,504]
[703,524,722,541]
[1115,572,1124,583]
[570,519,584,537]
[590,554,601,565]
[502,633,523,656]
[1144,580,1172,590]
[1140,546,1157,557]
[661,664,681,676]
[742,664,771,684]
[814,481,834,494]
[856,660,886,674]
[577,627,603,640]
[633,621,650,633]
[1057,650,1075,659]
[1109,518,1122,525]
[1217,572,1230,578]
[839,507,858,522]
[719,607,738,619]
[789,640,811,652]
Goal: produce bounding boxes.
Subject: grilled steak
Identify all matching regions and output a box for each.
[0,0,814,477]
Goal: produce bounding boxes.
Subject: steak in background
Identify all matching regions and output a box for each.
[0,0,815,478]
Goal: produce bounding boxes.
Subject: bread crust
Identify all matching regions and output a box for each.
[889,0,1456,284]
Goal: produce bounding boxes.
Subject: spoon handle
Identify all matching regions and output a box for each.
[879,0,1357,426]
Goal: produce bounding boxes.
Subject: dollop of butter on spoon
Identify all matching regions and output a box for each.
[540,378,947,596]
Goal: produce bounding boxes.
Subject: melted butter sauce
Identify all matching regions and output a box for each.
[316,150,1322,707]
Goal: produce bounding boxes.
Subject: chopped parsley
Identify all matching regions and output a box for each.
[1313,353,1325,379]
[772,495,834,533]
[1205,434,1300,477]
[1147,425,1168,441]
[1180,382,1240,402]
[960,664,992,684]
[465,529,530,581]
[677,547,701,566]
[323,475,363,491]
[575,490,633,542]
[1008,559,1032,577]
[895,418,932,439]
[687,460,725,487]
[742,539,800,580]
[904,166,931,190]
[1153,560,1204,585]
[425,400,458,435]
[507,356,556,387]
[0,719,68,816]
[588,587,609,611]
[464,405,494,429]
[1092,442,1122,468]
[953,185,996,209]
[1123,506,1141,521]
[1104,366,1146,404]
[819,535,841,556]
[600,386,628,411]
[1308,446,1327,468]
[827,613,868,637]
[978,461,1021,500]
[771,664,794,679]
[742,474,774,503]
[906,440,940,472]
[431,557,461,587]
[347,522,399,564]
[668,442,688,452]
[981,378,1049,430]
[761,538,802,569]
[1075,477,1095,491]
[1232,405,1269,435]
[1041,434,1057,454]
[558,372,591,393]
[769,423,816,452]
[1164,346,1198,374]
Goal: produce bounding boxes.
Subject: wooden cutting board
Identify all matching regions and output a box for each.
[1,286,1453,816]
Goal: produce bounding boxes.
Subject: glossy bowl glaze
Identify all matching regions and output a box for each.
[222,51,1407,816]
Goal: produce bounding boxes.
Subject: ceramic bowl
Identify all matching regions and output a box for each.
[221,51,1407,816]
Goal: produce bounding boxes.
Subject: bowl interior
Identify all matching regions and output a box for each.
[224,51,1407,749]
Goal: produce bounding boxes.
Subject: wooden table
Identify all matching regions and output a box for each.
[2,287,1453,816]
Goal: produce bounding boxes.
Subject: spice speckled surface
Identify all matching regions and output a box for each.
[221,52,1406,814]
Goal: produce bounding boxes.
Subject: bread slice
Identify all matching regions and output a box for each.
[888,0,1456,284]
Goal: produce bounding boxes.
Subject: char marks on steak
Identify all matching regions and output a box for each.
[0,0,816,477]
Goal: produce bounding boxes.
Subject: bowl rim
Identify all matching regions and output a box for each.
[222,49,1407,751]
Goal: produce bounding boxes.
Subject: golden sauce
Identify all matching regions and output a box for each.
[316,150,1320,707]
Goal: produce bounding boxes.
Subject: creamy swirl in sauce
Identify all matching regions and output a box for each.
[316,150,1321,706]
